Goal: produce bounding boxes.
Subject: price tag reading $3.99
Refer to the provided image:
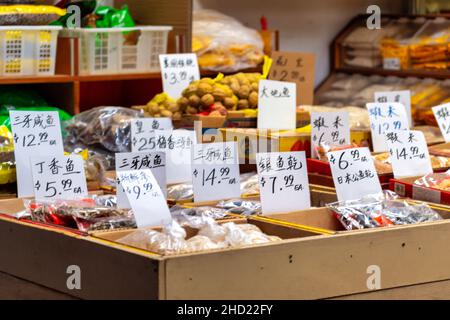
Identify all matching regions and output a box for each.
[327,147,382,202]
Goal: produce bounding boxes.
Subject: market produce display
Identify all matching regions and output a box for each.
[219,73,260,109]
[132,93,182,120]
[373,152,450,175]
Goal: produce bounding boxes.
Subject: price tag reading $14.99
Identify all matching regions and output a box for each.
[117,169,171,228]
[10,111,64,197]
[432,103,450,143]
[256,151,311,214]
[191,142,241,202]
[385,130,432,179]
[31,154,88,201]
[327,147,382,202]
[366,102,409,153]
[159,53,200,99]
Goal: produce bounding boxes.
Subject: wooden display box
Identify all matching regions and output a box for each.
[390,176,450,205]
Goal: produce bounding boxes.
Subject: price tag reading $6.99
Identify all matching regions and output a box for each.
[256,151,311,214]
[191,142,241,202]
[327,147,382,202]
[31,155,88,201]
[385,130,432,179]
[117,169,171,228]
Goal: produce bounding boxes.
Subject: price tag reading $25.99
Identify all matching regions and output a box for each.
[432,103,450,143]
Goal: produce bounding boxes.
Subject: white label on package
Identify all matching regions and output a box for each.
[31,155,88,201]
[116,152,167,209]
[191,142,241,202]
[117,169,171,228]
[131,118,173,151]
[258,79,296,130]
[10,111,64,198]
[256,151,310,214]
[374,90,412,127]
[327,147,382,202]
[385,130,432,179]
[432,103,450,143]
[159,53,200,99]
[383,58,401,71]
[310,111,350,158]
[366,102,409,152]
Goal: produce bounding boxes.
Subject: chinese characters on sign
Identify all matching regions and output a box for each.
[31,155,87,201]
[257,79,296,130]
[328,147,382,202]
[191,142,240,202]
[115,152,167,209]
[374,90,412,126]
[385,130,432,179]
[366,102,409,152]
[432,103,450,143]
[159,53,200,99]
[269,51,315,105]
[117,169,171,228]
[131,118,173,151]
[310,111,350,158]
[10,111,64,197]
[257,151,310,214]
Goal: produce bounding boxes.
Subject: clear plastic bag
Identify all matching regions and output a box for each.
[193,9,264,72]
[414,172,450,191]
[65,107,142,153]
[216,199,262,216]
[167,183,194,201]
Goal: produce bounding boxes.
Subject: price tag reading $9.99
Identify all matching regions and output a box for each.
[31,155,88,201]
[327,147,382,202]
[385,130,432,179]
[117,169,171,228]
[191,142,241,202]
[256,151,311,214]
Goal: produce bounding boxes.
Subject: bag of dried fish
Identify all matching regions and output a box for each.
[167,183,194,201]
[216,198,262,216]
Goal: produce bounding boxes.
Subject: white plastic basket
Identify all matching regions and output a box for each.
[72,26,172,75]
[0,26,61,76]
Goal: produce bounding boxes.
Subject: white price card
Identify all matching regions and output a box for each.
[257,79,296,130]
[159,53,200,99]
[374,90,412,126]
[116,152,167,209]
[10,111,64,198]
[385,130,432,179]
[432,103,450,142]
[191,142,241,202]
[383,58,401,70]
[31,155,88,201]
[310,111,350,158]
[366,102,409,153]
[328,147,382,202]
[117,169,171,228]
[256,151,310,214]
[131,118,172,151]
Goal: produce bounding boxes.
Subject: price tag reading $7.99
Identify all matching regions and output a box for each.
[327,147,382,202]
[256,151,311,214]
[385,130,432,179]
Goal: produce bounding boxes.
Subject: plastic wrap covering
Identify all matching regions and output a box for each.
[65,107,142,153]
[216,199,262,216]
[167,183,193,201]
[373,153,450,175]
[415,172,450,191]
[327,190,442,230]
[117,217,281,255]
[170,205,228,222]
[0,5,66,25]
[240,172,259,195]
[193,9,264,72]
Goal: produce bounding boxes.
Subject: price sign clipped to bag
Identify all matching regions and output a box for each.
[31,155,88,201]
[366,102,409,153]
[328,147,382,202]
[374,90,412,126]
[385,130,432,179]
[432,103,450,142]
[117,169,171,228]
[10,111,64,198]
[269,51,315,105]
[159,53,200,99]
[131,118,173,151]
[258,79,296,130]
[116,152,167,209]
[310,112,350,158]
[256,151,310,214]
[191,142,241,202]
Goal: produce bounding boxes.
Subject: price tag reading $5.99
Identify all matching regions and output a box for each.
[191,142,241,202]
[366,102,409,153]
[10,111,64,197]
[256,151,311,214]
[31,155,88,201]
[327,147,382,202]
[385,130,432,179]
[117,169,171,228]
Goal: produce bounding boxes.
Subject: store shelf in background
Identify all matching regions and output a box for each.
[0,75,74,85]
[336,66,450,80]
[76,73,162,82]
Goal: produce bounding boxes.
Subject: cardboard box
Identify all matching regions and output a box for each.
[390,176,450,205]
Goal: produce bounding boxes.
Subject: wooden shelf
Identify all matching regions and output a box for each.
[0,75,74,85]
[336,66,450,80]
[76,72,162,82]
